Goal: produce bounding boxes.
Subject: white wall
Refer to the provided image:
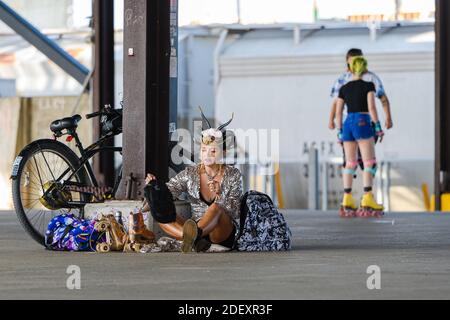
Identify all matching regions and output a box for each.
[178,34,217,131]
[216,51,434,209]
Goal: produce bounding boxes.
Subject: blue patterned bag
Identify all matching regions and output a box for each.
[45,213,105,251]
[234,190,292,251]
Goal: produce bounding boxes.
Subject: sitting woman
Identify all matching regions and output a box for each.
[143,109,242,253]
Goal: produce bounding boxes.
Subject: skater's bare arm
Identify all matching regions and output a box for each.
[328,99,338,130]
[380,94,393,129]
[335,98,344,129]
[368,92,379,123]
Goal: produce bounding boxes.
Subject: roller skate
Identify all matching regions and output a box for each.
[128,210,155,243]
[93,213,127,252]
[357,193,384,218]
[106,214,127,251]
[339,193,358,218]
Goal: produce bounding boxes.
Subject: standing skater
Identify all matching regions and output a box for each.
[335,56,385,218]
[329,48,393,174]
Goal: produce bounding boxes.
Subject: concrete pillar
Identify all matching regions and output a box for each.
[92,0,115,188]
[435,0,450,211]
[117,0,171,201]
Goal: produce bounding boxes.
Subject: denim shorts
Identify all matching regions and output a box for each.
[342,113,374,142]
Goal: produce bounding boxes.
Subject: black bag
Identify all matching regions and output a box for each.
[234,190,291,251]
[143,180,177,223]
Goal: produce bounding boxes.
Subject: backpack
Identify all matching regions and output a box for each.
[234,190,292,251]
[45,213,105,251]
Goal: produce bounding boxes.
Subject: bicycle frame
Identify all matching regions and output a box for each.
[48,130,122,208]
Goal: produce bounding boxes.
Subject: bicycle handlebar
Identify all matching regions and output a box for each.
[86,104,123,120]
[85,110,103,119]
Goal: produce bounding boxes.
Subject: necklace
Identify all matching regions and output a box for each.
[198,164,224,203]
[203,164,222,181]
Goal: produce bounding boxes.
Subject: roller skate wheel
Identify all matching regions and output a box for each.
[339,207,356,218]
[371,210,384,218]
[123,243,133,252]
[358,208,383,218]
[94,221,109,232]
[96,243,110,253]
[131,243,142,252]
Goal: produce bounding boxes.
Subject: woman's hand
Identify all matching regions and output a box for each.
[385,117,393,129]
[374,121,384,143]
[207,180,221,196]
[337,128,343,145]
[328,119,336,130]
[145,173,156,185]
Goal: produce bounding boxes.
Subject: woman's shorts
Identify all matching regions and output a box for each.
[342,113,374,142]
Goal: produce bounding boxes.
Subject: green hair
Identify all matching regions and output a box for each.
[350,56,368,77]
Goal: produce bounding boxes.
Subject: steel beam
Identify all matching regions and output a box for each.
[435,0,450,211]
[169,0,178,134]
[0,0,89,85]
[117,0,172,200]
[92,0,115,188]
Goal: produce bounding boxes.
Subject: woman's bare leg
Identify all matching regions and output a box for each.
[357,138,376,188]
[158,204,234,243]
[158,215,185,240]
[343,141,358,189]
[208,210,234,244]
[197,203,234,243]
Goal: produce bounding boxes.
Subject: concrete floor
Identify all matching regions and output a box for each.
[0,209,449,300]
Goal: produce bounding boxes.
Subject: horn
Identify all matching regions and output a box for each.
[198,106,212,129]
[217,112,234,131]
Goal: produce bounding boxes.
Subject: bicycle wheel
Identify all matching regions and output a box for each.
[11,139,91,245]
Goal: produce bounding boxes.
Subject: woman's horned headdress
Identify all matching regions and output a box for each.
[198,106,234,146]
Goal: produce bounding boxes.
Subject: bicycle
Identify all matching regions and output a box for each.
[10,104,123,246]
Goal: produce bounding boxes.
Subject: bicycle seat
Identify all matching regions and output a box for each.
[50,114,82,133]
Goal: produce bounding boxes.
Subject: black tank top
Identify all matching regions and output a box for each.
[338,79,375,113]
